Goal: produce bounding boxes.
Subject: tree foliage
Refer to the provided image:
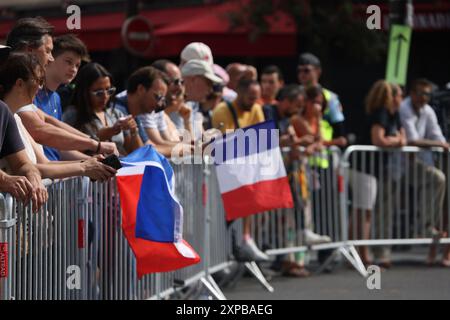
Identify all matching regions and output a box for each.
[227,0,387,64]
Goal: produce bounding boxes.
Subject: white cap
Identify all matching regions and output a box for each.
[180,42,214,65]
[181,59,223,85]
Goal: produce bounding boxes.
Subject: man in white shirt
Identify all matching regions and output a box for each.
[400,78,450,267]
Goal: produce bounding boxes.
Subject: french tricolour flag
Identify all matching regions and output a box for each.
[116,146,200,277]
[214,121,294,221]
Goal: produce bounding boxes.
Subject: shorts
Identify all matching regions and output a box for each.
[348,170,377,211]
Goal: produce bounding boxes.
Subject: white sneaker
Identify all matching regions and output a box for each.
[303,230,331,245]
[242,238,270,261]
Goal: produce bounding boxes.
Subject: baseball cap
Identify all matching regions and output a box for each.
[181,59,223,85]
[180,42,214,65]
[213,64,230,85]
[298,53,321,68]
[0,45,11,62]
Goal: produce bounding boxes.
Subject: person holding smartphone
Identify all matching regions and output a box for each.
[63,63,143,156]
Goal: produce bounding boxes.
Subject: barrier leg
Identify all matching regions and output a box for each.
[244,262,274,293]
[314,248,340,275]
[207,275,226,299]
[200,277,226,300]
[200,159,227,301]
[314,244,368,278]
[339,245,368,277]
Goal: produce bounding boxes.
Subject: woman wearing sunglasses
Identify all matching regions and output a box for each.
[64,63,142,156]
[0,53,116,182]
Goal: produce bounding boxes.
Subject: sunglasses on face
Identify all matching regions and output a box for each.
[153,93,167,113]
[416,91,432,98]
[153,92,166,104]
[298,67,314,74]
[170,78,184,86]
[91,87,116,98]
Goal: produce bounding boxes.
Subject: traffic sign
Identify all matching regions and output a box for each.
[386,24,412,86]
[121,16,153,56]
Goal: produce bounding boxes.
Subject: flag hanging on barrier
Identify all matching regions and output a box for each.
[117,146,200,277]
[213,121,294,221]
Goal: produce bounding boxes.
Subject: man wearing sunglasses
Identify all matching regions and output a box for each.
[297,53,347,148]
[399,78,450,267]
[149,59,195,144]
[400,78,449,151]
[115,66,192,158]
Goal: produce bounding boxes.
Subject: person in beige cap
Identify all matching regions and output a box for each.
[181,59,223,103]
[180,42,214,68]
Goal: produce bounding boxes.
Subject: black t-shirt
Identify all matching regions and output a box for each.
[0,100,25,159]
[357,107,401,145]
[371,107,401,137]
[353,107,402,175]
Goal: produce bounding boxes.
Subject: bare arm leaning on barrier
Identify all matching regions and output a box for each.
[408,139,450,150]
[371,125,407,148]
[290,115,324,155]
[32,140,116,181]
[0,150,47,212]
[37,107,94,161]
[401,114,449,149]
[18,110,118,155]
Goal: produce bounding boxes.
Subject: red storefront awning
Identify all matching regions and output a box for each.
[0,2,297,57]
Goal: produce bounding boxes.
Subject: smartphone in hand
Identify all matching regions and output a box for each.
[101,154,122,170]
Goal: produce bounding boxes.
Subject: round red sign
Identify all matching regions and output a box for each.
[121,16,153,56]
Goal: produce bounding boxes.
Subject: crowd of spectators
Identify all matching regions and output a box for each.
[1,16,448,279]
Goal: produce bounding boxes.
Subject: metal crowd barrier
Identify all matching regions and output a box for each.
[171,161,231,300]
[341,146,450,259]
[0,178,89,300]
[0,158,233,300]
[2,146,449,300]
[255,147,344,258]
[254,146,450,277]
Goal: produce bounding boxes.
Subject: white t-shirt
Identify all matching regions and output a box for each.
[137,111,168,132]
[16,103,39,114]
[14,113,40,164]
[163,113,181,142]
[168,101,203,141]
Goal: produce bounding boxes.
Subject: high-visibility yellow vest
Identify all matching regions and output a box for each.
[320,119,333,142]
[308,120,333,169]
[323,89,333,114]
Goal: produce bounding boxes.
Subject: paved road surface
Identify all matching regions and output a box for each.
[222,249,450,300]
